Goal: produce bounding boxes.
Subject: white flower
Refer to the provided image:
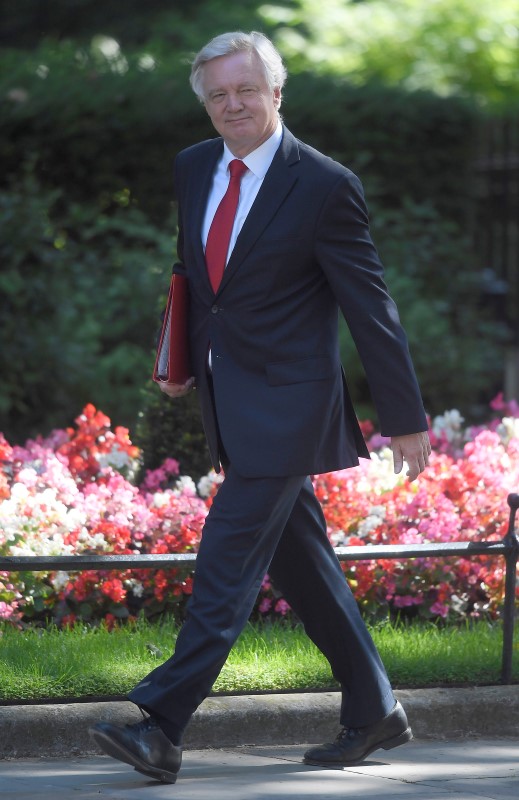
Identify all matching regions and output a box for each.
[330,529,347,546]
[96,445,138,480]
[173,476,197,497]
[10,482,30,501]
[125,579,144,597]
[497,417,519,446]
[17,467,38,487]
[50,571,71,591]
[152,492,170,508]
[432,409,465,442]
[197,471,224,498]
[364,449,404,492]
[0,482,87,550]
[62,506,86,533]
[357,505,386,537]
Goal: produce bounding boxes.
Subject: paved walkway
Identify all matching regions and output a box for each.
[1,739,518,799]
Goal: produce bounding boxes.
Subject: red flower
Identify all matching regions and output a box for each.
[100,578,126,603]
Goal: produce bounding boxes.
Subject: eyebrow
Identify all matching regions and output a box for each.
[208,82,260,96]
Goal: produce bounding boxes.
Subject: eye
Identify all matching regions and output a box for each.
[210,92,226,103]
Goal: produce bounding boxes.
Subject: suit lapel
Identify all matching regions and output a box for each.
[217,127,300,294]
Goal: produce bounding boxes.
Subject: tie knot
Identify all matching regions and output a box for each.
[228,159,248,180]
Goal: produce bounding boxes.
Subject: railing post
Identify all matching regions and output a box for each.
[501,493,519,684]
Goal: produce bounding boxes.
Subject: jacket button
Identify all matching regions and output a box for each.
[211,305,219,314]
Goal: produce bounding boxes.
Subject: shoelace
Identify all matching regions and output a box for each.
[127,711,157,731]
[336,726,361,741]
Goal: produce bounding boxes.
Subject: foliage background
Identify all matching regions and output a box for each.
[0,0,518,468]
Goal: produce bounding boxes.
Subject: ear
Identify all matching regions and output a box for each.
[273,86,281,108]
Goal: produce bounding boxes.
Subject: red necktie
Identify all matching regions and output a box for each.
[205,159,248,292]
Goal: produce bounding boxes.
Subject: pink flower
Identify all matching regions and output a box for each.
[367,433,391,451]
[258,598,272,614]
[430,601,449,618]
[490,392,506,411]
[489,393,518,416]
[1,397,517,625]
[0,600,20,620]
[141,458,181,492]
[393,595,415,608]
[274,598,291,615]
[162,458,180,475]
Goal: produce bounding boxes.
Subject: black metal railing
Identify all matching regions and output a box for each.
[1,494,518,683]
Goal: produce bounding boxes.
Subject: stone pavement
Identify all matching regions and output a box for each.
[0,740,518,799]
[0,687,518,799]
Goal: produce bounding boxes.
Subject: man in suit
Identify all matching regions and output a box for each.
[90,31,431,785]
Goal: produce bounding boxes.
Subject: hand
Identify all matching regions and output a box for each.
[391,431,431,481]
[158,376,195,398]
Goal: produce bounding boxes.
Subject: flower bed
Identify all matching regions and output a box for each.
[1,397,518,627]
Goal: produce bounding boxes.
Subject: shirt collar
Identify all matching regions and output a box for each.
[222,119,283,179]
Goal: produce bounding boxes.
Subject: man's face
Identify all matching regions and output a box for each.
[201,50,281,158]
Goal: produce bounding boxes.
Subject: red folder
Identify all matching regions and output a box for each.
[152,273,191,385]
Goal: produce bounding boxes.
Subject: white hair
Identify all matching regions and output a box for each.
[190,31,287,103]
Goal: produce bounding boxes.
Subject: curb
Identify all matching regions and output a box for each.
[1,686,518,760]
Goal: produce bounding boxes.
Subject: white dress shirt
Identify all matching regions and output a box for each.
[202,120,283,259]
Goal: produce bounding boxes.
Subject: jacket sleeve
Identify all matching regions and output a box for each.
[314,170,428,437]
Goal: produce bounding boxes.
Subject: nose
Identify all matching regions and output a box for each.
[226,91,244,111]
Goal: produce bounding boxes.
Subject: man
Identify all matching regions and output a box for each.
[90,31,431,785]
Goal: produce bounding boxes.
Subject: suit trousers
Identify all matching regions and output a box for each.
[128,466,395,742]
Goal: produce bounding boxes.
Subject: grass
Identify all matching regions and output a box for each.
[0,618,517,703]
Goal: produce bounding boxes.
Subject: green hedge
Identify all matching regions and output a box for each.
[0,39,507,445]
[0,165,173,441]
[0,44,480,224]
[285,73,480,223]
[135,385,212,481]
[342,200,507,421]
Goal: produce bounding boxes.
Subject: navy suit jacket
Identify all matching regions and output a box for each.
[172,126,427,477]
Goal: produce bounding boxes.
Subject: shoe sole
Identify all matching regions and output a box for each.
[89,728,178,784]
[303,726,413,767]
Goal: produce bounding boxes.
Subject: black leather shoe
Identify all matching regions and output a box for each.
[303,701,412,766]
[89,715,182,784]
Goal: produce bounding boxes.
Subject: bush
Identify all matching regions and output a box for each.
[0,41,206,225]
[0,45,481,224]
[283,73,480,224]
[0,165,173,441]
[264,0,519,109]
[135,384,212,483]
[340,200,508,421]
[0,399,518,628]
